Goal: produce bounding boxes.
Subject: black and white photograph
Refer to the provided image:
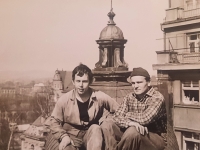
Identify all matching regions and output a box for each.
[0,0,199,150]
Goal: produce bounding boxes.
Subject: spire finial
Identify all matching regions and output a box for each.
[107,0,116,25]
[111,0,112,11]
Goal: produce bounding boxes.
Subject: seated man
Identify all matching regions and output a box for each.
[101,67,167,150]
[46,64,119,150]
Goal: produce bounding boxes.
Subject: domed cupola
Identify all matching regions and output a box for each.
[91,2,132,103]
[93,7,131,82]
[99,9,124,40]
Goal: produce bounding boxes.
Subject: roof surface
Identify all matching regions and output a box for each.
[58,71,72,91]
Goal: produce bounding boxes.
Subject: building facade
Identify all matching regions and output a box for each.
[20,116,48,150]
[153,0,200,149]
[0,87,16,98]
[52,70,73,100]
[19,86,33,96]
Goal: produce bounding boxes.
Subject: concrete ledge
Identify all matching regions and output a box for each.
[152,63,200,70]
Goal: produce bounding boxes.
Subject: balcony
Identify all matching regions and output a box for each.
[154,50,200,71]
[177,52,200,63]
[164,7,200,22]
[184,8,200,18]
[156,50,200,64]
[165,7,184,22]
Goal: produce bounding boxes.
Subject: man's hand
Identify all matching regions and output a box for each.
[128,121,148,135]
[59,136,71,150]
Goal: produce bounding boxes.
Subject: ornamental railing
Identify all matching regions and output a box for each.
[183,8,200,18]
[177,52,200,63]
[164,7,200,22]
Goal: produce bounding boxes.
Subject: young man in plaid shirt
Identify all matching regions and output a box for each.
[101,67,167,150]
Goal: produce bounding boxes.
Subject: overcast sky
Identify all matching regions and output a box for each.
[0,0,168,76]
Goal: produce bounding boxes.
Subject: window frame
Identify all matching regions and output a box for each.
[187,33,200,53]
[182,131,200,150]
[181,80,200,105]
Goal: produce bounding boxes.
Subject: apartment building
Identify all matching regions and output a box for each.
[153,0,200,149]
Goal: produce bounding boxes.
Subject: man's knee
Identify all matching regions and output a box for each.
[85,124,103,149]
[101,120,116,130]
[89,124,101,131]
[88,124,102,136]
[123,126,141,139]
[63,145,77,150]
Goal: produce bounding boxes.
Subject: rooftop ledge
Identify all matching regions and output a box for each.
[156,50,177,54]
[152,63,200,70]
[161,16,200,30]
[162,15,200,25]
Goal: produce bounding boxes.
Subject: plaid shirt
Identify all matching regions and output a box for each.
[113,87,167,134]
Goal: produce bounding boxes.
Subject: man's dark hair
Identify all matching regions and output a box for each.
[72,63,93,84]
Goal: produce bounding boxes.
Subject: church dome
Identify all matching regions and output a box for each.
[99,9,124,40]
[99,25,124,40]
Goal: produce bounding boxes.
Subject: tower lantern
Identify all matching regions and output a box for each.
[93,7,130,82]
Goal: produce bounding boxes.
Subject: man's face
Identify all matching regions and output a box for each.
[130,76,150,96]
[72,73,90,96]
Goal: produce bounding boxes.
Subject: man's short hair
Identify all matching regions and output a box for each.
[130,67,151,82]
[72,63,93,84]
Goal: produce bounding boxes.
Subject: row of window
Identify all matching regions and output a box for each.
[2,90,15,94]
[54,84,62,90]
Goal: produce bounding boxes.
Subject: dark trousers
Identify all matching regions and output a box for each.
[101,120,166,150]
[45,124,103,150]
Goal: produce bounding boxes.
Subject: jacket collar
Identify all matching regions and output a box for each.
[69,88,97,102]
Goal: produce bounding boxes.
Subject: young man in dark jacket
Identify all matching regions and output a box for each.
[46,64,119,150]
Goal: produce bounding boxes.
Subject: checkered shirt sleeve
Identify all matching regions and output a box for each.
[113,96,131,128]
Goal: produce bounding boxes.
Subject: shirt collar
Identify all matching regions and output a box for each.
[90,89,98,101]
[145,86,155,97]
[70,88,97,102]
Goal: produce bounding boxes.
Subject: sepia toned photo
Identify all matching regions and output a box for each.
[0,0,199,150]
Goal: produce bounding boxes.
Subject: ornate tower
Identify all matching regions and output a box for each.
[93,8,131,82]
[91,7,132,104]
[53,69,63,91]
